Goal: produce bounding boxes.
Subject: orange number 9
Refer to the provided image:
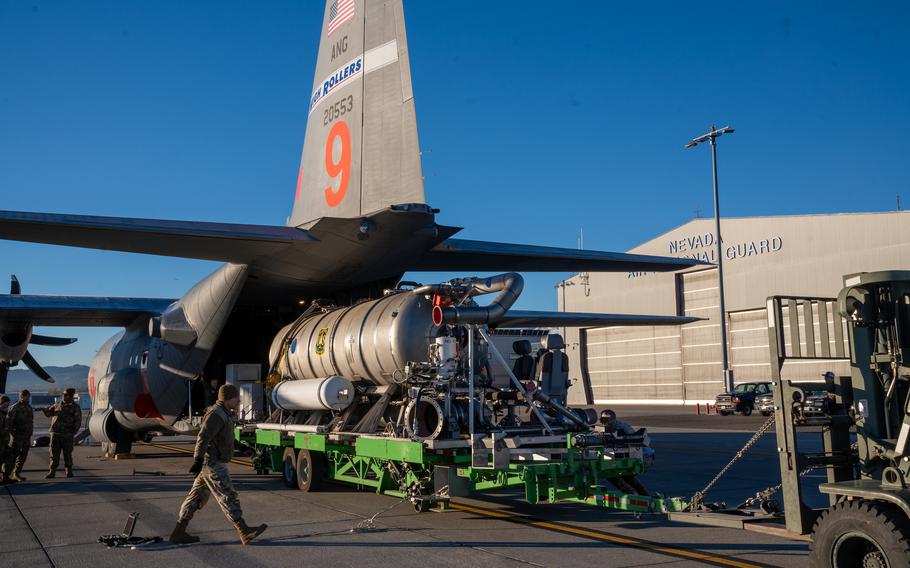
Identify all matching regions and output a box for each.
[324,120,351,207]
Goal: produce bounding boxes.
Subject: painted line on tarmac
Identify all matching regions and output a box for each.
[146,442,254,468]
[449,502,772,568]
[149,442,769,567]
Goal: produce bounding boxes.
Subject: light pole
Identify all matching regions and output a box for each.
[686,125,735,394]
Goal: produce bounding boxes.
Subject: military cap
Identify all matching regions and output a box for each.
[218,383,240,401]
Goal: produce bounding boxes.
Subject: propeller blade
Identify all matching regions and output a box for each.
[22,351,54,383]
[0,362,8,393]
[30,334,78,347]
[10,275,20,295]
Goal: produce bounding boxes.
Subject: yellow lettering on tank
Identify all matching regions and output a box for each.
[315,328,329,356]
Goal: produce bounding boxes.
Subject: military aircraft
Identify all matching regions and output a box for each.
[0,0,704,454]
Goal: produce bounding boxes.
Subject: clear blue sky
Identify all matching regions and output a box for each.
[1,1,908,366]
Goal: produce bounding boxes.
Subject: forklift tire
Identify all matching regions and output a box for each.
[282,448,298,488]
[719,410,732,416]
[809,500,910,568]
[295,449,325,493]
[740,404,753,417]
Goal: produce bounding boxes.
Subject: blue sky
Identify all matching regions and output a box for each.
[1,1,908,366]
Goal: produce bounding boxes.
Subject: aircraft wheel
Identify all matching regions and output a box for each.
[282,448,298,488]
[809,500,910,568]
[295,449,325,493]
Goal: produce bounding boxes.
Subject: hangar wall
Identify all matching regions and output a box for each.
[560,211,910,404]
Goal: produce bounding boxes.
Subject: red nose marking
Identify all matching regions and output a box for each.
[88,369,95,398]
[134,393,162,420]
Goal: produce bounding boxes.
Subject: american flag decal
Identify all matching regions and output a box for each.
[327,0,356,37]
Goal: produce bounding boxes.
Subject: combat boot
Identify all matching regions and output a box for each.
[65,469,74,478]
[11,473,26,482]
[168,520,200,544]
[2,474,17,484]
[235,518,267,545]
[44,470,55,479]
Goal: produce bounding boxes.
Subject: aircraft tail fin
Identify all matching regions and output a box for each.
[290,0,425,227]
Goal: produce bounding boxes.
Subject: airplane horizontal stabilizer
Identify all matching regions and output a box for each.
[413,238,707,273]
[0,295,176,326]
[0,211,314,262]
[494,310,701,328]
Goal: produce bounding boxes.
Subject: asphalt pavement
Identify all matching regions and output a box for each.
[0,407,817,567]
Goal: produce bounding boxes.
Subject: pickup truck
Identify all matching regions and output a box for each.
[714,382,772,416]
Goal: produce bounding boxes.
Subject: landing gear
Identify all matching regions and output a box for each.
[295,449,324,493]
[282,448,298,488]
[809,500,910,568]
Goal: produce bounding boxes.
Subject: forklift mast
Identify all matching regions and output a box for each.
[767,270,910,535]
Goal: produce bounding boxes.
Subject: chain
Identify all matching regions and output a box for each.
[688,414,776,511]
[350,496,409,532]
[737,465,817,509]
[736,440,858,509]
[350,482,451,533]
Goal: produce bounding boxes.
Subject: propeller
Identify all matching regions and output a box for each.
[5,275,73,385]
[22,351,54,384]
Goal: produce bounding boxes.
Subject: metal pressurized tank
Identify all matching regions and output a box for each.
[271,376,355,411]
[269,291,441,386]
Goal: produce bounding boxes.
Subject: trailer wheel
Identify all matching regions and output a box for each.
[295,449,325,493]
[809,500,910,568]
[282,448,298,488]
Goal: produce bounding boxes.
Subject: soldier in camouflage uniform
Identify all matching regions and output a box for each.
[170,384,267,545]
[43,387,82,478]
[0,395,11,484]
[6,390,34,482]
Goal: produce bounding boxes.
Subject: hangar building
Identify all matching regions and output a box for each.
[559,211,910,405]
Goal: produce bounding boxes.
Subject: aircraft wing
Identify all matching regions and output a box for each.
[413,238,706,272]
[0,295,176,326]
[0,210,314,262]
[494,310,701,328]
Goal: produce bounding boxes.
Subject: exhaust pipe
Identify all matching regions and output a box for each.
[433,273,524,326]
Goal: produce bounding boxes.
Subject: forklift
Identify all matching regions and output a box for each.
[672,271,910,566]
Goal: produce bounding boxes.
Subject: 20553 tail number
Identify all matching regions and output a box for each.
[323,95,353,127]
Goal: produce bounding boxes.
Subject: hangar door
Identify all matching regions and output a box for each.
[679,269,724,401]
[584,325,683,402]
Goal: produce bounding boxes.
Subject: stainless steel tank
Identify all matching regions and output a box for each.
[271,376,355,411]
[269,291,441,385]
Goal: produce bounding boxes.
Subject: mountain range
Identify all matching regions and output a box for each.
[5,364,90,394]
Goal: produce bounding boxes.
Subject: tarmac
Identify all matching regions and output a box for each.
[1,407,822,567]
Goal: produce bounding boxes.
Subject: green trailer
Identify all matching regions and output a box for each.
[237,426,686,515]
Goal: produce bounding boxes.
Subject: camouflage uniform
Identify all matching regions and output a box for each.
[44,399,82,475]
[7,400,34,478]
[177,402,242,524]
[0,406,10,478]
